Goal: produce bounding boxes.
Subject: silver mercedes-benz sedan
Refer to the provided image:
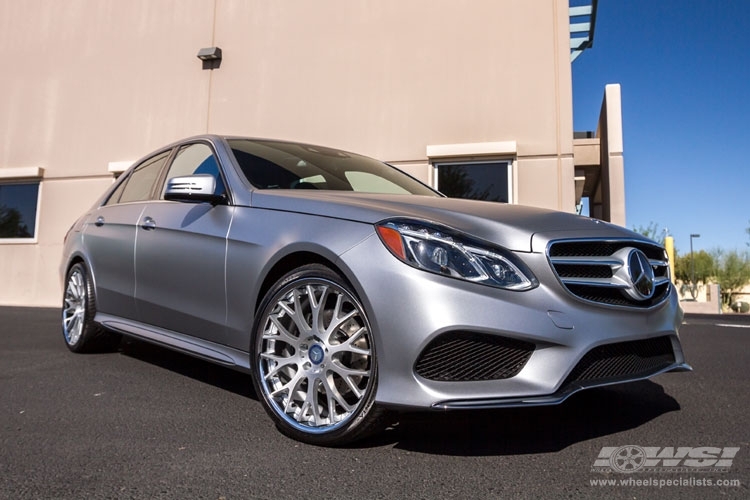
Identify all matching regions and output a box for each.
[61,135,690,445]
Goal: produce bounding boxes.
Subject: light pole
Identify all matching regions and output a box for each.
[690,233,701,298]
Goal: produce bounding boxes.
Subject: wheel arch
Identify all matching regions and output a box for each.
[254,250,354,313]
[65,254,85,271]
[61,252,84,286]
[61,252,105,313]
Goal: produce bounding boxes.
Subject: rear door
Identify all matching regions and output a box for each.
[82,151,171,319]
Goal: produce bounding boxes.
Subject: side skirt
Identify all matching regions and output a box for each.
[95,313,252,373]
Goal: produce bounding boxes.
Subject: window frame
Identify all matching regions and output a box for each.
[433,159,514,204]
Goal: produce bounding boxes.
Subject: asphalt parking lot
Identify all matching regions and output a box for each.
[1,307,748,499]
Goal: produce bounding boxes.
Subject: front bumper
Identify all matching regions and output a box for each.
[339,233,689,410]
[433,361,692,410]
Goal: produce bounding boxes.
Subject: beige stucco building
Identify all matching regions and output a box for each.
[0,0,623,307]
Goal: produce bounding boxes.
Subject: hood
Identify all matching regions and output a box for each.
[250,191,637,252]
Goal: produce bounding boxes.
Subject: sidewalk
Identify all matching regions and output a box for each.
[683,312,750,325]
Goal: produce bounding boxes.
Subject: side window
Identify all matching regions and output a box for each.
[103,175,129,206]
[162,143,225,198]
[113,152,170,204]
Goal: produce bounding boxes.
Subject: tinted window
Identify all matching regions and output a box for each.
[345,171,410,194]
[227,139,437,196]
[437,162,510,203]
[103,175,129,207]
[0,182,39,239]
[162,143,225,198]
[117,152,170,204]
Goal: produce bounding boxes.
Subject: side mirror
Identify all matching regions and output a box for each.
[164,174,225,204]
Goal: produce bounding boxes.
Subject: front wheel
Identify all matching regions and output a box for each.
[251,264,387,446]
[62,262,120,353]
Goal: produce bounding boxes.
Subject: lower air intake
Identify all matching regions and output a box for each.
[415,332,534,382]
[564,335,676,385]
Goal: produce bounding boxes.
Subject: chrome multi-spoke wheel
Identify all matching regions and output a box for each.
[63,267,87,346]
[253,265,384,445]
[61,262,119,353]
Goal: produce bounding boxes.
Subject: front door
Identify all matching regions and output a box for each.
[134,142,234,345]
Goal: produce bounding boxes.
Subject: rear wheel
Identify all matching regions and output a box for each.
[251,264,387,446]
[62,262,120,353]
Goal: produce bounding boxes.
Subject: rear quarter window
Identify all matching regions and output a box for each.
[108,151,170,205]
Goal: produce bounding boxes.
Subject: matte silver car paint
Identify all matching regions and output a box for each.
[248,190,617,252]
[337,231,686,408]
[61,135,689,418]
[81,203,149,320]
[224,210,376,351]
[135,202,233,344]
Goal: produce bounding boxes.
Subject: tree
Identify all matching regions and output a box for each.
[713,249,750,307]
[0,205,31,238]
[674,250,715,285]
[632,221,665,245]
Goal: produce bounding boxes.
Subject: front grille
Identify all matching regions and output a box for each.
[548,238,671,308]
[554,263,613,279]
[564,336,675,386]
[415,332,534,382]
[550,241,666,259]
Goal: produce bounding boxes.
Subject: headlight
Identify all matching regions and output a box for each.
[375,220,537,290]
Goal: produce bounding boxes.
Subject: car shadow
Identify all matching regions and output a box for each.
[357,380,681,456]
[116,337,680,456]
[118,337,258,401]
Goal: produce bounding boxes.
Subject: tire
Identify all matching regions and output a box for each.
[251,264,388,446]
[61,262,120,353]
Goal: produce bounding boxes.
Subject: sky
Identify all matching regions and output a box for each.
[572,0,750,255]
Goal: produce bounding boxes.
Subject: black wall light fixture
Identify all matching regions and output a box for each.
[197,47,222,70]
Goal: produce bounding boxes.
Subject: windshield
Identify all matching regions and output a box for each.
[227,139,439,196]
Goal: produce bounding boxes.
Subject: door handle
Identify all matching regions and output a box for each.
[141,216,156,230]
[94,216,105,227]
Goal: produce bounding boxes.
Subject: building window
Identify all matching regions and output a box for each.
[0,181,40,240]
[435,161,512,203]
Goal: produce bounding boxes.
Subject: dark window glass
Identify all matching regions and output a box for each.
[103,174,130,206]
[227,139,437,196]
[0,182,39,239]
[437,162,509,202]
[162,143,225,198]
[117,152,170,204]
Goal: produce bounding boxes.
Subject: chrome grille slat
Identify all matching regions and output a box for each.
[547,238,672,308]
[550,257,622,266]
[559,278,629,288]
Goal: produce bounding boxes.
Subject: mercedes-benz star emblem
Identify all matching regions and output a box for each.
[626,249,655,300]
[309,344,325,365]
